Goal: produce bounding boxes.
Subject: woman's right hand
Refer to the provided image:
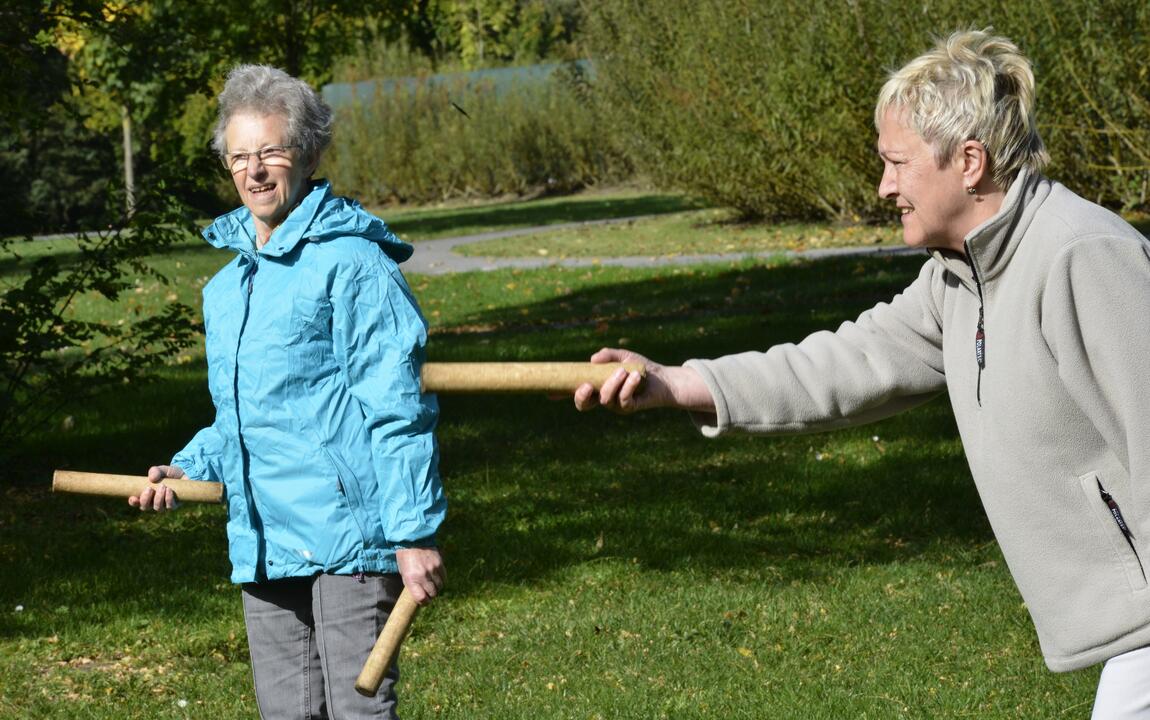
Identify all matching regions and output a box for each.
[128,465,187,512]
[574,348,715,414]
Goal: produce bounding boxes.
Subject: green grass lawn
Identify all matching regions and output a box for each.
[0,194,1100,718]
[454,209,903,258]
[378,185,703,243]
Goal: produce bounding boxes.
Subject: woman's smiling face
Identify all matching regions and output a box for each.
[876,108,972,254]
[224,112,313,246]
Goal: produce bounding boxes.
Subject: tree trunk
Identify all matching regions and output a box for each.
[121,103,135,216]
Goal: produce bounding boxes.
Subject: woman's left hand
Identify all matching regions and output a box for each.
[395,547,445,605]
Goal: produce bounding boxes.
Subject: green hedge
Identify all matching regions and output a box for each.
[321,67,631,205]
[583,0,1150,221]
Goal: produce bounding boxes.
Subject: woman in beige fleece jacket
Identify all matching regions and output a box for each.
[575,30,1150,719]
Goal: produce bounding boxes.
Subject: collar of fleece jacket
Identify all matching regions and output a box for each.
[928,167,1050,292]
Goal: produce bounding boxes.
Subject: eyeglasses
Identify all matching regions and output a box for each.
[221,144,301,173]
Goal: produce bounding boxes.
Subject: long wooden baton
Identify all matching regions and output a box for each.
[52,470,224,503]
[421,361,644,393]
[355,587,420,697]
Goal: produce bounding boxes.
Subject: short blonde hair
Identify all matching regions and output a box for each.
[875,29,1049,187]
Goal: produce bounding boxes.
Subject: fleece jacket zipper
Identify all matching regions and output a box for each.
[1097,479,1145,580]
[964,241,986,407]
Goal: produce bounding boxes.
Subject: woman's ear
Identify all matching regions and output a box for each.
[961,139,989,191]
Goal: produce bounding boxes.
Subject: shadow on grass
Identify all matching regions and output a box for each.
[385,193,702,239]
[424,253,984,591]
[1,253,987,636]
[0,485,236,642]
[435,392,978,591]
[424,252,930,363]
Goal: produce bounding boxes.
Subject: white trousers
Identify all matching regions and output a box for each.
[1093,645,1150,719]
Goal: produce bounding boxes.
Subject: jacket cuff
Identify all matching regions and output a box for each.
[393,535,438,550]
[169,453,207,483]
[682,359,727,437]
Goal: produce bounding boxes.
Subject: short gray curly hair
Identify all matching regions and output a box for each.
[211,64,333,169]
[875,29,1049,188]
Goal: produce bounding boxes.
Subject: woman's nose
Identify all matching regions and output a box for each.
[246,154,268,177]
[877,165,897,199]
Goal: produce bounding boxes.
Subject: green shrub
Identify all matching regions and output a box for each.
[582,0,1150,221]
[321,67,632,205]
[1023,2,1150,209]
[0,175,199,464]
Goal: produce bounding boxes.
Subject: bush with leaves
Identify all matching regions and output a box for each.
[582,0,1150,221]
[323,66,632,204]
[0,179,199,467]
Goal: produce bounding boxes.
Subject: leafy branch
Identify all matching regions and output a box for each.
[0,174,199,459]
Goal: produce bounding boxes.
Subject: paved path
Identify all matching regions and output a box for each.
[404,215,919,275]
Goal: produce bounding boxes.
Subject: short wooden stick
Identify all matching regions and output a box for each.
[355,587,421,697]
[51,470,224,504]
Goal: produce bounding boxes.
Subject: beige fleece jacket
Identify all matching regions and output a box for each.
[686,168,1150,671]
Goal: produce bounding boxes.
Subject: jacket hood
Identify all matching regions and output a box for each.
[202,180,414,263]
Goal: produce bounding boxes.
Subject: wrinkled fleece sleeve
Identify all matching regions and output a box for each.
[686,260,948,437]
[171,425,225,482]
[331,254,446,546]
[1042,235,1150,487]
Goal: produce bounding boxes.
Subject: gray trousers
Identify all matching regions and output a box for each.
[241,573,404,720]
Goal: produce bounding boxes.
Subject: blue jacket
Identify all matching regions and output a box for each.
[173,181,445,584]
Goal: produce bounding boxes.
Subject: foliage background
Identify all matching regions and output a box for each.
[1,0,590,235]
[582,0,1150,221]
[322,64,630,205]
[1,0,1148,454]
[4,0,1148,234]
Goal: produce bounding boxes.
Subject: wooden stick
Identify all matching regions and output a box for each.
[421,361,644,393]
[355,587,421,697]
[51,470,224,504]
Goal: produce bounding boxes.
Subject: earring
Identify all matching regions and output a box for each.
[966,186,977,195]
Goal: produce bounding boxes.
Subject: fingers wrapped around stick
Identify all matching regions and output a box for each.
[574,348,716,415]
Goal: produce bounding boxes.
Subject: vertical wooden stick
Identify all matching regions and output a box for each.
[355,587,421,697]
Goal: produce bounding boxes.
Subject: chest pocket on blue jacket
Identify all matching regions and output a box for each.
[287,281,335,372]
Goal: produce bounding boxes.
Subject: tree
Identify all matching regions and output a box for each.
[0,187,200,460]
[0,0,198,471]
[0,0,113,233]
[432,0,581,68]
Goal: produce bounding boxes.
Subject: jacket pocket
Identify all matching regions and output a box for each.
[1079,472,1147,591]
[321,446,370,549]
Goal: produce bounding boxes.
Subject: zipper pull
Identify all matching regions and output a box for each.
[974,307,985,370]
[1098,479,1136,543]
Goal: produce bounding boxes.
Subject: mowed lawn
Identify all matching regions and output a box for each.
[1,193,1098,718]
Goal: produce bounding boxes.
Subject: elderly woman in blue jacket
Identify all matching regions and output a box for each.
[130,64,445,720]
